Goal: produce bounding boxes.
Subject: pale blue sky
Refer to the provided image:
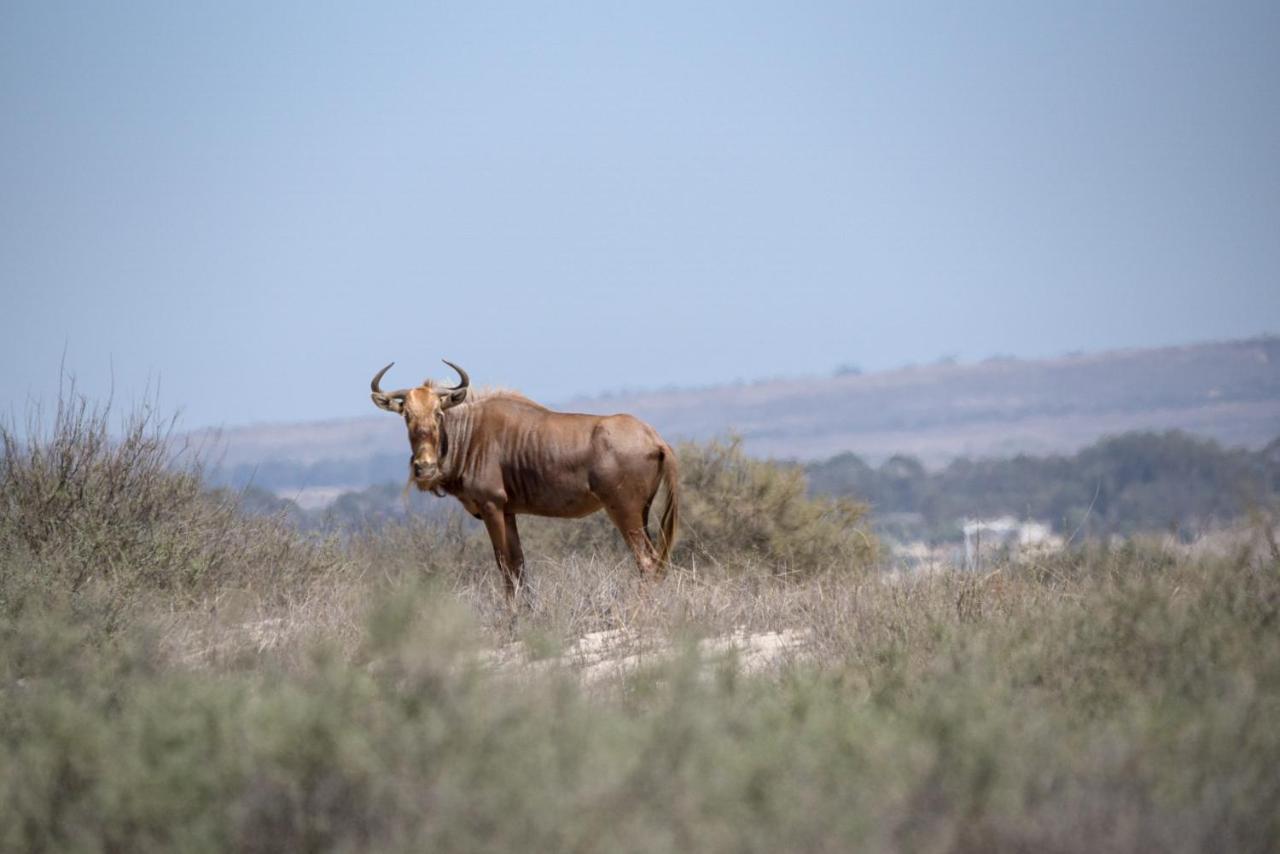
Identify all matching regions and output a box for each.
[3,1,1277,429]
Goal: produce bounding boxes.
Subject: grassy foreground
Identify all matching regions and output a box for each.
[2,397,1278,852]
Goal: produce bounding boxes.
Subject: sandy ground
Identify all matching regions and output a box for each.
[182,615,813,683]
[480,626,813,684]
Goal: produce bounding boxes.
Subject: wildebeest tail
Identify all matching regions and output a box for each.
[656,444,680,567]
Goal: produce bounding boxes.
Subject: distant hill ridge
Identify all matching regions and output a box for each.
[200,336,1280,491]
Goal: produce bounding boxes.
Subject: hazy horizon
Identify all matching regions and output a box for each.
[4,2,1278,431]
[185,331,1275,431]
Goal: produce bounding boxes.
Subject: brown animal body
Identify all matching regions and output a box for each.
[371,361,679,596]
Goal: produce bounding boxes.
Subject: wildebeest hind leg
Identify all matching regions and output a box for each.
[604,505,661,578]
[504,513,525,592]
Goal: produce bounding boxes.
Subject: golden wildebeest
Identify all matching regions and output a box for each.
[370,360,679,596]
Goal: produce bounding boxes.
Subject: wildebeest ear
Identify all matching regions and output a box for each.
[439,387,468,409]
[371,392,405,414]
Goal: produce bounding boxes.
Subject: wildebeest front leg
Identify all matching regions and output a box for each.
[479,503,522,598]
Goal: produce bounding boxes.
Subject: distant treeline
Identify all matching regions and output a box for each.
[806,431,1280,542]
[226,431,1280,543]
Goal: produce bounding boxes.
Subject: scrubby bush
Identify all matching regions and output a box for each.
[0,386,334,612]
[675,437,876,571]
[3,545,1279,852]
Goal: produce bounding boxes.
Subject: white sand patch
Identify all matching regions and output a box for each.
[482,626,812,684]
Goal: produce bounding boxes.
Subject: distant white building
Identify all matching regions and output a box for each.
[963,516,1061,569]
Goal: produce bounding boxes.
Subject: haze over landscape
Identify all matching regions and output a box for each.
[3,2,1279,431]
[203,336,1280,490]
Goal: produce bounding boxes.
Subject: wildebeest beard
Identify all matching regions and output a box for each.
[405,465,447,497]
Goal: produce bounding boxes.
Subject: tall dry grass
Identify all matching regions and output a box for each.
[0,384,338,609]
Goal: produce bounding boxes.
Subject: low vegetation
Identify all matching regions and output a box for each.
[2,393,1278,851]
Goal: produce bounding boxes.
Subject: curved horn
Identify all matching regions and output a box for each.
[370,362,411,413]
[438,359,470,408]
[371,362,396,395]
[441,359,470,391]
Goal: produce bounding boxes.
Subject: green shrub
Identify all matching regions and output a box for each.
[675,437,877,572]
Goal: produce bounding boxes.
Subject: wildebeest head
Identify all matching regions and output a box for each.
[370,360,470,487]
